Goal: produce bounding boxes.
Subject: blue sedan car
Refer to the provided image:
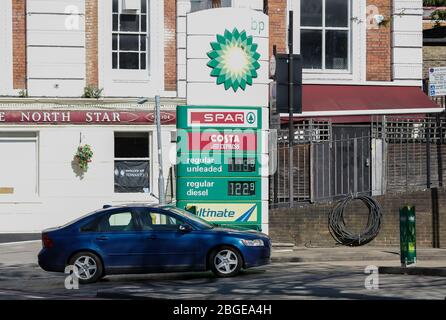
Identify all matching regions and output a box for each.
[38,204,271,283]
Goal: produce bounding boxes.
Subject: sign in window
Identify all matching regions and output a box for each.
[114,132,150,193]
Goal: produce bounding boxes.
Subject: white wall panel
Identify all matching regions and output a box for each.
[393,32,422,47]
[27,14,85,31]
[393,63,423,79]
[27,0,85,14]
[27,79,85,97]
[187,8,269,37]
[27,30,85,47]
[392,0,423,81]
[28,47,85,64]
[28,64,86,79]
[26,0,86,96]
[187,83,269,106]
[393,14,422,33]
[393,47,422,64]
[393,0,423,14]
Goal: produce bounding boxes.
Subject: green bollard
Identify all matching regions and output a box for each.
[399,205,417,267]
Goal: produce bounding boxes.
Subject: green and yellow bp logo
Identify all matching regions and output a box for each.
[207,28,261,92]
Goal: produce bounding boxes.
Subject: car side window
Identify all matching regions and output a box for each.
[139,210,184,231]
[80,217,101,232]
[96,211,139,232]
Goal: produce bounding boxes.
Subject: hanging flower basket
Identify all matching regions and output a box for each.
[75,144,94,171]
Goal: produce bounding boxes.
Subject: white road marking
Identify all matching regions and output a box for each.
[0,240,40,246]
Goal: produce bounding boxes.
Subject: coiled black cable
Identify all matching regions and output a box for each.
[328,194,383,247]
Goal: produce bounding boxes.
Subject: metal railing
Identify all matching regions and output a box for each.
[270,113,446,208]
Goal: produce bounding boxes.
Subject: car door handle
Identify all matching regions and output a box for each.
[96,236,109,241]
[148,235,157,240]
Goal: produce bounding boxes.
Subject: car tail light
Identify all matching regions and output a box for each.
[42,233,54,248]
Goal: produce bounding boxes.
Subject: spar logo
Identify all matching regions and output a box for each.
[246,112,256,124]
[187,109,257,128]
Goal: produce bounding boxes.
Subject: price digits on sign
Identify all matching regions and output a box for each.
[228,181,256,196]
[228,158,256,172]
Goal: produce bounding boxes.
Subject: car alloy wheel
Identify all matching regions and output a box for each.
[69,252,103,284]
[213,249,240,275]
[74,255,97,280]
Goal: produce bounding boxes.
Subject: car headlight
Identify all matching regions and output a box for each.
[241,239,264,247]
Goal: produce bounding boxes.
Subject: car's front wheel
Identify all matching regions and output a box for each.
[210,246,243,277]
[68,252,103,284]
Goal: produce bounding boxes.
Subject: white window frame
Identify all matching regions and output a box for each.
[99,0,165,97]
[300,0,352,73]
[113,131,152,195]
[289,0,366,83]
[112,0,150,73]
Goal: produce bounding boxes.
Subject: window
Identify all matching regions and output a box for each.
[190,0,228,12]
[139,210,184,231]
[0,132,38,198]
[114,132,150,193]
[300,0,350,71]
[95,211,139,232]
[112,0,149,70]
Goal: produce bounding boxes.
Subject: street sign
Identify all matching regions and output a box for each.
[177,105,268,230]
[177,177,263,201]
[177,153,264,177]
[178,8,269,232]
[429,67,446,97]
[177,106,265,130]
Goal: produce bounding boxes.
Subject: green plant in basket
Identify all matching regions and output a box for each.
[75,144,94,171]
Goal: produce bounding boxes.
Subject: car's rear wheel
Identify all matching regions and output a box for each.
[68,252,103,284]
[210,246,242,277]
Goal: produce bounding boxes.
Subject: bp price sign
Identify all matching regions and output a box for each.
[176,105,267,231]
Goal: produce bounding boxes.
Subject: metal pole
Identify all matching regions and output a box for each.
[272,45,279,204]
[155,95,166,204]
[426,119,431,189]
[288,11,294,207]
[436,113,443,187]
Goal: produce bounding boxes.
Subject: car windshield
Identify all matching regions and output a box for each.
[166,207,214,229]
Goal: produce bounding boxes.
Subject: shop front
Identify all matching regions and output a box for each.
[0,101,178,233]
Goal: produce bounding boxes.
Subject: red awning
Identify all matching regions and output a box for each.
[280,85,442,123]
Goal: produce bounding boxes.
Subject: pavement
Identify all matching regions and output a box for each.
[271,243,446,266]
[0,240,445,300]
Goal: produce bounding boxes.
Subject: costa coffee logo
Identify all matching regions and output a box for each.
[187,109,258,128]
[188,132,257,151]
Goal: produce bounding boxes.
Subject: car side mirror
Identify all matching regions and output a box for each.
[178,224,192,232]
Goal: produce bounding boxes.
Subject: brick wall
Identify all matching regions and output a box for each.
[267,0,287,58]
[164,0,177,92]
[270,188,446,248]
[12,0,26,90]
[366,0,392,81]
[423,45,446,79]
[85,0,98,87]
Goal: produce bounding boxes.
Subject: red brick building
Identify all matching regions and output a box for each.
[0,1,444,243]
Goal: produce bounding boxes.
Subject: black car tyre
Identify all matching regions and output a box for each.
[210,246,243,277]
[68,252,103,284]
